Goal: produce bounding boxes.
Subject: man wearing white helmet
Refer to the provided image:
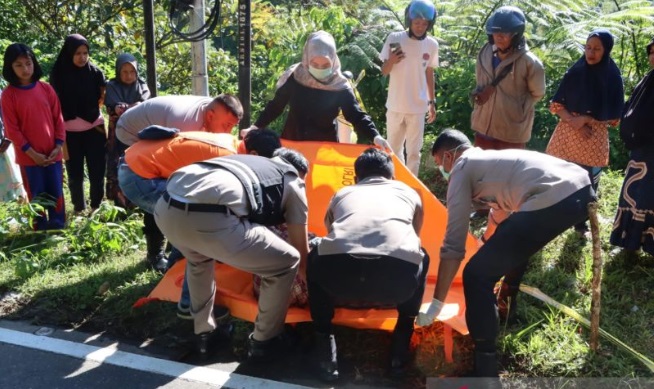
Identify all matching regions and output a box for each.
[470,6,545,151]
[380,0,439,176]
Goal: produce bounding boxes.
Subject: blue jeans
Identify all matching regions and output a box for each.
[168,248,191,308]
[23,162,66,230]
[117,162,166,214]
[180,273,191,308]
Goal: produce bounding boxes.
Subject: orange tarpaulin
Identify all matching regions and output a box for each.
[140,140,478,337]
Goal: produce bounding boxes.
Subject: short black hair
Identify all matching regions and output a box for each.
[431,128,472,156]
[244,128,281,158]
[273,147,309,177]
[354,147,394,180]
[211,93,244,120]
[3,43,43,86]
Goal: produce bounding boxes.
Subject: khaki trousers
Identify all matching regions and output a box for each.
[153,197,299,340]
[386,110,425,176]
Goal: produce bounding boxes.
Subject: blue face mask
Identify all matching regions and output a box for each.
[308,66,333,80]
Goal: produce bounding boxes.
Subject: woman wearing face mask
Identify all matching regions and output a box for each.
[250,31,390,149]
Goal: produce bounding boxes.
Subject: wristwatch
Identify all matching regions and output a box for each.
[428,99,436,106]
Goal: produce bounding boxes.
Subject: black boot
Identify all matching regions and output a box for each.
[247,327,299,363]
[474,351,502,388]
[313,332,339,382]
[389,316,414,378]
[144,227,168,273]
[474,350,499,377]
[196,322,233,360]
[496,283,518,325]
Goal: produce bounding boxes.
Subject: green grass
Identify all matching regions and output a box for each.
[0,162,652,386]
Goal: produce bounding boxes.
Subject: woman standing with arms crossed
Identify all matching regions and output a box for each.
[50,34,107,214]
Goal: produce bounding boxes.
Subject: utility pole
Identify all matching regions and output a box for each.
[144,0,157,97]
[191,0,209,96]
[238,0,251,128]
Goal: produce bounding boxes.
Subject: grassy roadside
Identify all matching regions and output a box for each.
[0,164,652,386]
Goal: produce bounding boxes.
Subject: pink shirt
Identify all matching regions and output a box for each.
[0,82,66,166]
[65,115,105,132]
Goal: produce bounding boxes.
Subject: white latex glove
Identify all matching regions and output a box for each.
[373,135,392,153]
[239,125,258,138]
[416,298,444,327]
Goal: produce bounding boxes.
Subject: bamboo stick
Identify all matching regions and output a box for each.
[588,201,603,351]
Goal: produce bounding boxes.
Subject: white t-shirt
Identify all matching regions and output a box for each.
[380,31,439,114]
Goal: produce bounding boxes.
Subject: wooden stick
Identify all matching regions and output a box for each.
[588,201,603,351]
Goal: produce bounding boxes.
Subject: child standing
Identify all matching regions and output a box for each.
[104,53,150,207]
[1,43,66,229]
[50,34,107,213]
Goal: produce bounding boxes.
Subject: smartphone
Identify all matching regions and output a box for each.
[390,42,402,55]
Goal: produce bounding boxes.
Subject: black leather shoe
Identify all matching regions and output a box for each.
[196,322,233,359]
[148,253,169,273]
[247,330,298,362]
[474,351,499,377]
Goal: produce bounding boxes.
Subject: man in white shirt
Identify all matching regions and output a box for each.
[380,0,439,176]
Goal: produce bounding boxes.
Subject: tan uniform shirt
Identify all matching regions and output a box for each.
[166,156,307,225]
[441,148,590,261]
[317,177,424,265]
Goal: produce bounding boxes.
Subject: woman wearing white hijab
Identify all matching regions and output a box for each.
[251,31,390,149]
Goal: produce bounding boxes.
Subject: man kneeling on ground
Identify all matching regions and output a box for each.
[308,148,429,381]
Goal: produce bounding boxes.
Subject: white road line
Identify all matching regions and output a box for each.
[0,327,311,389]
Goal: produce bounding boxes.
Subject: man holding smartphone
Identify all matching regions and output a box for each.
[381,0,439,176]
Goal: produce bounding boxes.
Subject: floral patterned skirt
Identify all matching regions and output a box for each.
[546,120,609,167]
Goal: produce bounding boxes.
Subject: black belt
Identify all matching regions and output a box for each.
[162,191,229,214]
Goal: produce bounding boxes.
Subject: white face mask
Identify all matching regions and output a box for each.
[438,144,466,181]
[438,164,451,181]
[308,65,333,80]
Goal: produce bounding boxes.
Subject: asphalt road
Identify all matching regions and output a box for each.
[0,319,385,389]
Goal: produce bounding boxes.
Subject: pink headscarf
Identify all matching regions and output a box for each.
[276,31,350,92]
